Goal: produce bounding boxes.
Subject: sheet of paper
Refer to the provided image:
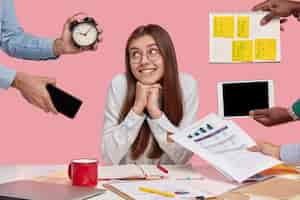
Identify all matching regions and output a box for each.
[213,16,234,38]
[139,165,165,178]
[98,164,143,179]
[255,38,277,61]
[171,113,282,183]
[237,16,250,38]
[161,164,204,179]
[108,178,237,200]
[232,40,253,62]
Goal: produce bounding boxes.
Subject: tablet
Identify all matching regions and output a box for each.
[217,80,274,118]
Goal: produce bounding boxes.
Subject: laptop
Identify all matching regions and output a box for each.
[0,180,105,200]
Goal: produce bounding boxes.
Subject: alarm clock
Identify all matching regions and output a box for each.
[69,17,101,48]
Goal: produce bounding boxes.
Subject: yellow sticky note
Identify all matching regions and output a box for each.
[237,16,250,38]
[213,16,234,38]
[255,38,277,61]
[232,40,253,62]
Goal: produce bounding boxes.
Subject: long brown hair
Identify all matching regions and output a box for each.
[119,24,183,160]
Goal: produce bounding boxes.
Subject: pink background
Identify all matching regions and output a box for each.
[1,0,300,164]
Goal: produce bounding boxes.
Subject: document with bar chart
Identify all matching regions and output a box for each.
[170,113,282,183]
[209,12,280,63]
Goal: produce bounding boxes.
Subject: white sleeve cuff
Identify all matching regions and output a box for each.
[122,109,146,129]
[147,113,178,134]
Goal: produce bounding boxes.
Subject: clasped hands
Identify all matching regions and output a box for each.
[132,82,162,119]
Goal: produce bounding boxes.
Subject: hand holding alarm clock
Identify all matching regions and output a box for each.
[69,17,102,49]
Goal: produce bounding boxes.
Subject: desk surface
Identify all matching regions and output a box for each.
[0,164,235,200]
[0,165,122,200]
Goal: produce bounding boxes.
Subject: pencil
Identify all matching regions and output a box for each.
[139,186,176,198]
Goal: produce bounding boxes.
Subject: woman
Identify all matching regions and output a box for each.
[102,24,199,165]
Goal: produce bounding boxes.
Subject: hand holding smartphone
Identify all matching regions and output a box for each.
[46,84,82,119]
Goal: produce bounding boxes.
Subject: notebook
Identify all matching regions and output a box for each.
[99,164,164,180]
[98,164,203,180]
[103,178,237,200]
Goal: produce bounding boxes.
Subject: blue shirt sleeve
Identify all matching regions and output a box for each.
[280,143,300,164]
[0,0,57,60]
[0,0,58,89]
[0,65,16,89]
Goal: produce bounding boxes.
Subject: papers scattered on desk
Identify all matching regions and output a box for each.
[170,113,282,183]
[104,178,237,200]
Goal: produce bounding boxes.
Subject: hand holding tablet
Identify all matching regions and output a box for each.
[217,80,274,118]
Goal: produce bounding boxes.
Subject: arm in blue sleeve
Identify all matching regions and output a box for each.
[0,0,57,60]
[0,65,16,89]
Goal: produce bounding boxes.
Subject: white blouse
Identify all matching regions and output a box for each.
[101,72,199,165]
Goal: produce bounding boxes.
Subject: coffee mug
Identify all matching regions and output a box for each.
[68,158,98,187]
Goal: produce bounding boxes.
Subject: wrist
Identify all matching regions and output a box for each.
[11,72,22,89]
[291,99,300,120]
[148,108,162,119]
[132,105,145,116]
[53,38,64,56]
[288,107,299,120]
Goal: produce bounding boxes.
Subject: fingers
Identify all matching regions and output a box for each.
[248,146,260,152]
[254,117,272,126]
[41,77,56,85]
[261,12,276,25]
[280,18,288,31]
[249,109,270,117]
[44,92,58,114]
[66,12,88,24]
[252,0,270,11]
[280,18,288,23]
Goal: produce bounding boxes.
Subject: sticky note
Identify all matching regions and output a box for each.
[255,38,277,61]
[232,40,253,62]
[237,16,250,38]
[213,16,234,38]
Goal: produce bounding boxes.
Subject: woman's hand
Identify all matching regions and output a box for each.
[147,84,162,119]
[132,82,150,115]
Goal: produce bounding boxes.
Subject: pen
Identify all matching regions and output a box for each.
[139,186,176,198]
[157,164,169,174]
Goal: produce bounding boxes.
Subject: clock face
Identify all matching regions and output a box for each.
[72,23,98,47]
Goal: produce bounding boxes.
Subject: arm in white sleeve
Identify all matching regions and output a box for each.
[147,76,199,164]
[101,77,146,164]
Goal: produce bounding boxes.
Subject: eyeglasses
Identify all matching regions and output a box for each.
[129,47,162,64]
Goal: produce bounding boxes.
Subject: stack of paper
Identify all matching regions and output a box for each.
[170,113,282,183]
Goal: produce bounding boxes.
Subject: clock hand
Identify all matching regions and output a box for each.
[84,27,93,35]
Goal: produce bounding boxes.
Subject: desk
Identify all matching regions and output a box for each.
[0,164,238,200]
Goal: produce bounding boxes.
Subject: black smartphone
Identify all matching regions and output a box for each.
[46,84,82,119]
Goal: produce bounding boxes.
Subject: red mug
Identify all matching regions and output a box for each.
[68,158,98,187]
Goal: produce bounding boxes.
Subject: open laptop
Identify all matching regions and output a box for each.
[0,180,105,200]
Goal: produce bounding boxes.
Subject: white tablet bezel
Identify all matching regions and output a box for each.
[217,80,274,118]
